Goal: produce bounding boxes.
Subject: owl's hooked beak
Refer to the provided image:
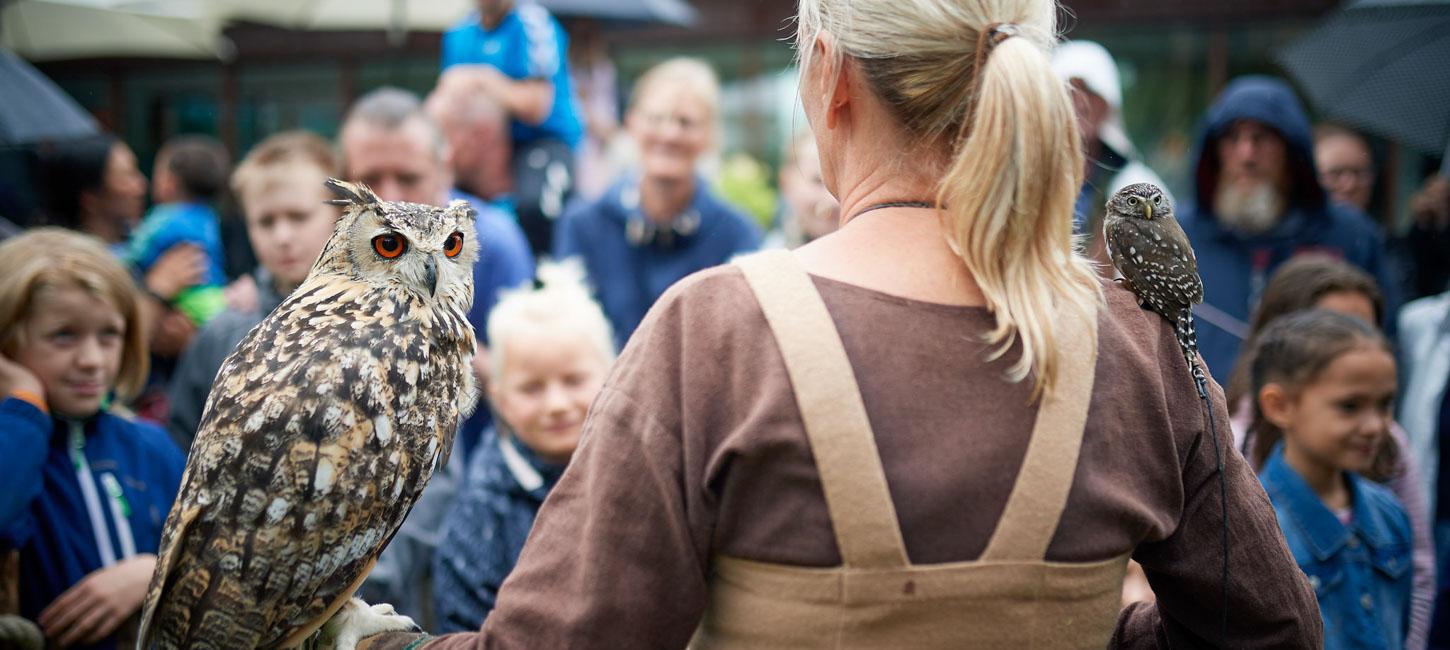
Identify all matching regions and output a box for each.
[1143,202,1154,220]
[423,256,438,297]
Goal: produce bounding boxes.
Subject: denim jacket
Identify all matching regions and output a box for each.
[1260,443,1413,650]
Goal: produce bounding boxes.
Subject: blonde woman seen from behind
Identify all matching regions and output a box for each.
[359,1,1320,647]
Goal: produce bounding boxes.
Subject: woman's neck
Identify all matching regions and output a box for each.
[81,211,124,244]
[830,145,942,229]
[1283,442,1351,511]
[639,176,695,225]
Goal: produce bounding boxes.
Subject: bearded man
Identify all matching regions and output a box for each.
[1179,76,1396,382]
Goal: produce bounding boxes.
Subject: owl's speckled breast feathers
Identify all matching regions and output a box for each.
[138,180,479,649]
[1104,182,1207,387]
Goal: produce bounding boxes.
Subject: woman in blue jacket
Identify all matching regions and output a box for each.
[552,58,761,349]
[0,228,185,650]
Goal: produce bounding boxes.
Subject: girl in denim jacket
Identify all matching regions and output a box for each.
[1250,310,1411,649]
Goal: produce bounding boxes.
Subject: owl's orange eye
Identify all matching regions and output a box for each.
[372,234,406,259]
[444,231,464,258]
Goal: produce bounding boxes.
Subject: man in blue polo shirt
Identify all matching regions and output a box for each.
[442,0,584,257]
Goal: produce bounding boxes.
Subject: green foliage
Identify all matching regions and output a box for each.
[713,152,778,230]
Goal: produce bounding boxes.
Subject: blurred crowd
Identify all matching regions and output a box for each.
[1,0,1449,648]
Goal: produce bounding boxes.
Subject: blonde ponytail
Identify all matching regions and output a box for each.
[937,31,1100,401]
[798,0,1101,401]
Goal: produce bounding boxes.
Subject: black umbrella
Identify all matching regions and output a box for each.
[0,48,97,145]
[537,0,696,26]
[1277,0,1450,163]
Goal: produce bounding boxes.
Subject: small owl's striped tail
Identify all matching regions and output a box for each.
[1175,307,1208,399]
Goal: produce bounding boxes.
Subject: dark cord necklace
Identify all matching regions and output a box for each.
[849,200,938,221]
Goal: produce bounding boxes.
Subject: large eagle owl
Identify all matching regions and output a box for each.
[138,180,478,648]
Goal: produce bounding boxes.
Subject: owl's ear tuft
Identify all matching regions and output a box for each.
[324,178,382,207]
[444,199,477,222]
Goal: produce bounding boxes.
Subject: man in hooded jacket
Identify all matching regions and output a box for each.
[1180,75,1396,382]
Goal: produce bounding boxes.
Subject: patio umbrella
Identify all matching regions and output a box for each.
[0,0,226,61]
[1277,0,1450,168]
[538,0,695,26]
[224,0,469,32]
[0,47,97,144]
[228,0,694,34]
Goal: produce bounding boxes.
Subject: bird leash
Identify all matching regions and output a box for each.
[1189,351,1223,644]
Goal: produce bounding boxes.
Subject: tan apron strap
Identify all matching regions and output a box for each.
[736,251,910,569]
[979,303,1099,562]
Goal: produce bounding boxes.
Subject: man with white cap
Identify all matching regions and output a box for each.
[1053,40,1171,267]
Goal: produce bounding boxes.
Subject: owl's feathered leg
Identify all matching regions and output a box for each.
[310,598,420,650]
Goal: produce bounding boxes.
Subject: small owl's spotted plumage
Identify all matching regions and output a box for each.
[1104,182,1208,393]
[137,180,479,649]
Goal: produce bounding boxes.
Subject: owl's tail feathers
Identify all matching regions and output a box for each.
[136,502,202,650]
[1174,307,1208,399]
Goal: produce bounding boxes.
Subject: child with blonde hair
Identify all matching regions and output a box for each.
[0,228,186,649]
[431,260,614,632]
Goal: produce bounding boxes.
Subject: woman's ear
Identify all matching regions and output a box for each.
[1258,383,1296,431]
[826,61,852,131]
[810,33,852,131]
[486,372,504,412]
[622,102,644,142]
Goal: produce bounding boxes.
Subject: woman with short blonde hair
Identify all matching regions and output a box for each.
[362,1,1320,647]
[552,56,761,348]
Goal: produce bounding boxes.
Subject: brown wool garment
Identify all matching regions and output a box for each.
[421,266,1322,649]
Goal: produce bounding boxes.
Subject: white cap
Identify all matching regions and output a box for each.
[1052,40,1136,158]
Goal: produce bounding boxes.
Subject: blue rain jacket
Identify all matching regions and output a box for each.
[1178,76,1396,381]
[0,398,185,650]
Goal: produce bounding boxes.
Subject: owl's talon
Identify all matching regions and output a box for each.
[317,598,418,650]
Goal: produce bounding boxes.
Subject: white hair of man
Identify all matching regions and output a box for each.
[341,86,448,163]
